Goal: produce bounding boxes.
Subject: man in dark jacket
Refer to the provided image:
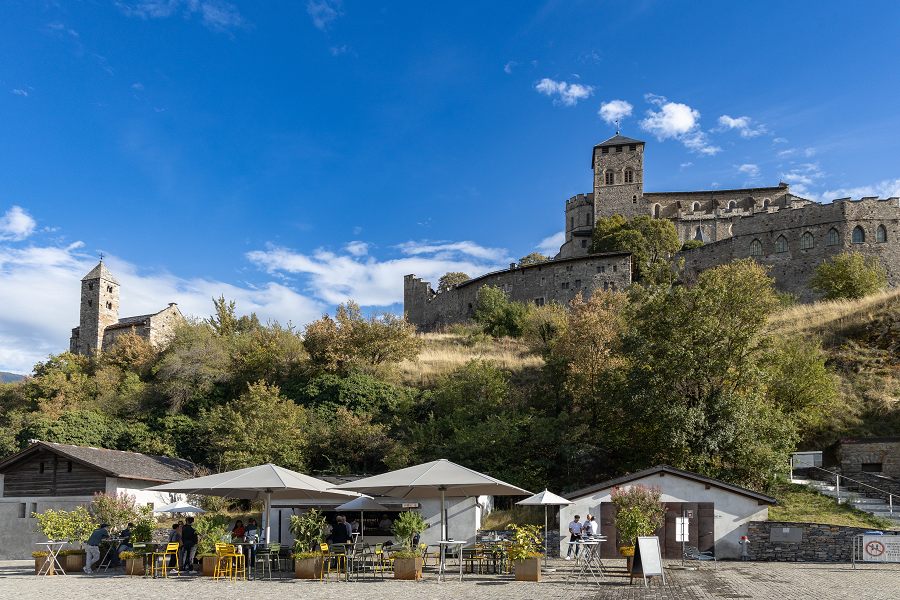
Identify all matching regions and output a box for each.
[181,517,198,572]
[331,516,350,544]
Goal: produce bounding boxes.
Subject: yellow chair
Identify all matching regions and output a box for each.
[150,543,180,578]
[214,544,244,581]
[376,544,393,574]
[319,543,346,581]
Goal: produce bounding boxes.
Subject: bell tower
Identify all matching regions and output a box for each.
[76,259,120,355]
[591,134,646,221]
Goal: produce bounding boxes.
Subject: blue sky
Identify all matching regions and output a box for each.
[2,1,900,373]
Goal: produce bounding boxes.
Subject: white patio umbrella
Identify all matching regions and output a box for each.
[145,464,361,544]
[333,459,531,543]
[334,496,389,541]
[516,489,571,569]
[152,500,207,514]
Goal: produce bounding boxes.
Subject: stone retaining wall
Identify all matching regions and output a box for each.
[746,521,897,562]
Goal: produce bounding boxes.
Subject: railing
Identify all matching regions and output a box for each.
[790,458,896,517]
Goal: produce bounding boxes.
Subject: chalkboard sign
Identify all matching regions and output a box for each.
[631,536,665,587]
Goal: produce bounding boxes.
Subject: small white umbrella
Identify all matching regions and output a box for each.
[516,489,571,569]
[152,501,207,514]
[334,496,389,541]
[146,464,360,544]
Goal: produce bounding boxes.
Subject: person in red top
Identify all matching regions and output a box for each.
[231,520,245,541]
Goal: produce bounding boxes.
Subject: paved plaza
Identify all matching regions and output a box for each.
[3,558,898,600]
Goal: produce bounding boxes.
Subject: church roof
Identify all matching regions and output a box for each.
[81,261,119,284]
[593,134,645,148]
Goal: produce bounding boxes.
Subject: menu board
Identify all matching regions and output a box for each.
[631,536,665,587]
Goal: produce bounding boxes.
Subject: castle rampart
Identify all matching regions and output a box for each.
[404,252,633,330]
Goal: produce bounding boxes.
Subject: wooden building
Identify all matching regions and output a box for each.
[0,440,197,559]
[560,465,777,560]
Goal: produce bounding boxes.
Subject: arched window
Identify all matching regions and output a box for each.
[827,228,839,246]
[693,202,700,211]
[877,225,887,243]
[775,236,788,253]
[624,169,634,183]
[750,239,763,256]
[728,201,735,212]
[800,232,814,249]
[763,200,770,209]
[654,205,660,219]
[605,171,614,185]
[852,226,865,243]
[632,195,637,204]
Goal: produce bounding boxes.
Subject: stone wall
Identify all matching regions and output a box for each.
[746,521,896,562]
[679,196,900,301]
[839,440,900,479]
[404,253,633,331]
[592,143,645,221]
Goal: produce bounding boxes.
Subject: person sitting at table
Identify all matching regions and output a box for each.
[113,522,134,566]
[231,519,245,541]
[243,517,259,565]
[83,523,110,574]
[379,514,393,531]
[565,515,583,560]
[331,516,350,545]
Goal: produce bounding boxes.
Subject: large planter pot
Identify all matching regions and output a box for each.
[34,557,56,575]
[125,558,145,576]
[514,557,541,582]
[64,554,86,573]
[201,556,217,576]
[626,555,634,573]
[393,557,423,580]
[294,557,323,579]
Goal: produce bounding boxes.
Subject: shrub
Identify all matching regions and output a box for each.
[808,251,887,300]
[194,514,231,558]
[288,509,327,554]
[506,523,543,561]
[391,510,427,550]
[610,484,666,548]
[32,506,94,544]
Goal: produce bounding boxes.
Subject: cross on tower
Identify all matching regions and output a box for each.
[615,119,619,135]
[99,253,104,262]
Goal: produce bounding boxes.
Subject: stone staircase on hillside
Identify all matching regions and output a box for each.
[791,478,900,525]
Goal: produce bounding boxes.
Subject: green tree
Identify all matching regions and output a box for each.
[438,272,470,288]
[207,296,261,336]
[473,286,531,338]
[154,319,231,412]
[680,239,705,251]
[589,214,679,279]
[808,251,887,300]
[765,337,839,431]
[518,252,549,266]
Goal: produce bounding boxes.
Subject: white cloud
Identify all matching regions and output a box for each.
[504,61,518,74]
[598,100,633,125]
[115,1,244,33]
[779,163,826,196]
[12,89,28,96]
[777,149,796,158]
[0,206,36,241]
[346,241,368,256]
[773,138,788,144]
[329,45,348,56]
[737,164,761,181]
[247,240,511,307]
[132,83,144,90]
[307,0,343,31]
[536,231,565,256]
[717,115,767,138]
[805,148,817,157]
[639,96,720,155]
[818,179,900,202]
[534,78,594,107]
[680,162,693,168]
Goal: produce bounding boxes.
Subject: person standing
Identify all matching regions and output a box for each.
[181,517,198,573]
[342,515,352,539]
[167,523,182,573]
[565,515,583,560]
[83,523,110,574]
[589,515,599,536]
[331,516,350,545]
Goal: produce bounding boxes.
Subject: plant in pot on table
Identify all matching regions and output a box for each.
[288,509,327,579]
[194,514,231,576]
[508,524,543,582]
[610,484,666,573]
[390,510,428,580]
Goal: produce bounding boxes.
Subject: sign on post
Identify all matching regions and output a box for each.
[676,517,689,542]
[631,536,665,587]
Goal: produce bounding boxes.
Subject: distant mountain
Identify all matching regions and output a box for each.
[0,371,26,383]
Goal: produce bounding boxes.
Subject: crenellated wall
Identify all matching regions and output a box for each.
[404,253,633,330]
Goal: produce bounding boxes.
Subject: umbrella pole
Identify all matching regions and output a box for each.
[265,491,272,544]
[441,488,446,542]
[361,510,364,541]
[544,505,548,570]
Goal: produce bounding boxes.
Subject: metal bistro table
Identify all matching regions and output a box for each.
[436,540,465,583]
[567,536,606,586]
[36,541,66,578]
[100,538,125,572]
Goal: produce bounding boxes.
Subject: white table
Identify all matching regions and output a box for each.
[566,537,606,586]
[436,540,464,583]
[36,541,66,578]
[100,538,125,572]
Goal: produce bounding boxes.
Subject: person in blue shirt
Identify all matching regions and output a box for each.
[83,524,110,574]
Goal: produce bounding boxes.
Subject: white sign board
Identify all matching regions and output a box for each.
[632,536,665,587]
[676,517,689,542]
[862,535,900,563]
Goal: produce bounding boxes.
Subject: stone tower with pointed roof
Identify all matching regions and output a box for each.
[69,261,183,356]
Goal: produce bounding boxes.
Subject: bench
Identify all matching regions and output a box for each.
[683,545,716,570]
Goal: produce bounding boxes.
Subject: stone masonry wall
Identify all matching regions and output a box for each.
[592,143,645,221]
[746,521,897,562]
[404,253,633,330]
[839,441,900,479]
[678,197,900,301]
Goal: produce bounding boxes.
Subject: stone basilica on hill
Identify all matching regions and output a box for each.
[405,134,900,330]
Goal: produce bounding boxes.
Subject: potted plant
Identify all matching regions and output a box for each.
[31,549,87,574]
[31,506,94,574]
[288,509,326,579]
[391,510,428,580]
[610,485,666,574]
[118,550,145,575]
[508,524,543,582]
[194,514,231,576]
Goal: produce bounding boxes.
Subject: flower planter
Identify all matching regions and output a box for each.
[294,557,323,579]
[513,557,541,582]
[626,555,634,573]
[201,556,217,576]
[125,558,145,576]
[34,557,56,575]
[64,554,86,573]
[393,557,423,580]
